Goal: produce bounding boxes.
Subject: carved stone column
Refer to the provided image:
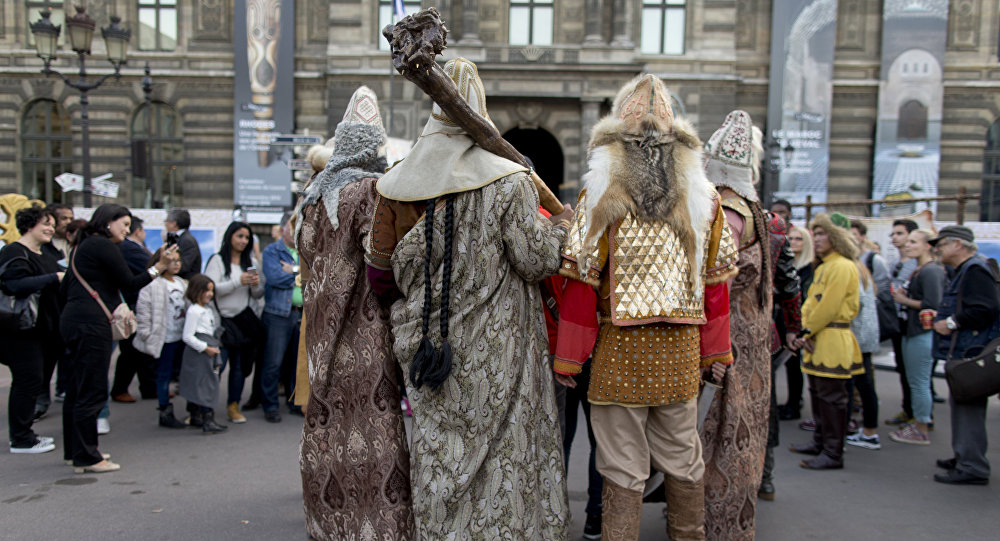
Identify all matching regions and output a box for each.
[580,98,602,173]
[610,0,634,48]
[458,0,481,44]
[583,0,604,46]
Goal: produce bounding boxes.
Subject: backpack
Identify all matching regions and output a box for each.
[865,251,899,341]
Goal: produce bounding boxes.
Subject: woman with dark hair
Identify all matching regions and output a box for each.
[60,204,178,473]
[204,221,264,424]
[0,205,64,453]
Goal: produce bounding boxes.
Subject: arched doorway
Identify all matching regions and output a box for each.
[503,127,563,196]
[897,100,928,140]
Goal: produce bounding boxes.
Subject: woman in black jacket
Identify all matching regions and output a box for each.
[61,204,177,473]
[0,205,64,453]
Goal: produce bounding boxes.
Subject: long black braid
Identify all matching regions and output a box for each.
[408,196,456,391]
[748,200,772,309]
[422,196,454,390]
[409,198,437,389]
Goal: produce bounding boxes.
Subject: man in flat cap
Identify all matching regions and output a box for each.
[930,225,998,485]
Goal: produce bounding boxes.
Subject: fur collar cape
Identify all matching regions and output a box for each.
[578,114,718,282]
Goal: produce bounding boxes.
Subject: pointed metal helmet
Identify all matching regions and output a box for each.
[612,74,674,136]
[432,57,490,125]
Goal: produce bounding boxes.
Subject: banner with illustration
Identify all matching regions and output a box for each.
[764,0,838,219]
[233,0,295,208]
[871,0,949,216]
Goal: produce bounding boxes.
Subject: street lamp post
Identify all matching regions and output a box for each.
[30,8,130,207]
[140,62,158,207]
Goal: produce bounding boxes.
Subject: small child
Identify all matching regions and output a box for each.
[133,248,188,428]
[178,274,227,434]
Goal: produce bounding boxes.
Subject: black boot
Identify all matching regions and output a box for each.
[201,410,228,434]
[158,404,186,429]
[186,403,204,427]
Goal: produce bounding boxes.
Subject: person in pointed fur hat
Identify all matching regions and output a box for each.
[364,58,573,539]
[788,212,863,470]
[294,86,414,541]
[699,110,776,540]
[554,73,739,541]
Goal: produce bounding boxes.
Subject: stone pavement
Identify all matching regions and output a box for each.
[1,348,998,540]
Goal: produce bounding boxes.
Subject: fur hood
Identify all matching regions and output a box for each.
[578,114,718,282]
[809,213,859,261]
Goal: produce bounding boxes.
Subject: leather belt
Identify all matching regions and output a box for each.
[825,322,849,329]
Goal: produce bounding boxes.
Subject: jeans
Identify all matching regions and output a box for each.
[892,331,913,417]
[261,309,301,413]
[846,352,879,429]
[220,346,247,405]
[563,361,602,516]
[902,332,934,424]
[157,341,184,407]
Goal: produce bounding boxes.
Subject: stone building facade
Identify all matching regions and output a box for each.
[0,0,997,220]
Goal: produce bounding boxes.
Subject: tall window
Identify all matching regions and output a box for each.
[138,0,177,51]
[21,100,73,203]
[130,102,183,208]
[641,0,686,55]
[26,2,66,47]
[509,0,553,46]
[981,119,1000,221]
[378,0,421,51]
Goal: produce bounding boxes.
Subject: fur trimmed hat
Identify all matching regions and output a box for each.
[809,212,859,260]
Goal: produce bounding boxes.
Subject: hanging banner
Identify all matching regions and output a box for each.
[764,0,838,219]
[233,0,295,208]
[871,0,949,216]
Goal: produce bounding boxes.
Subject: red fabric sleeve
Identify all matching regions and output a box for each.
[553,279,599,375]
[367,265,400,299]
[700,281,734,366]
[541,274,566,356]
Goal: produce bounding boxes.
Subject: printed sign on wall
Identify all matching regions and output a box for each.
[871,0,949,216]
[233,0,295,208]
[764,0,839,218]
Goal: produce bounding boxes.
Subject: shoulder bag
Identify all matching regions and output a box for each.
[71,248,136,341]
[866,252,899,341]
[944,268,1000,402]
[0,253,40,330]
[211,255,265,350]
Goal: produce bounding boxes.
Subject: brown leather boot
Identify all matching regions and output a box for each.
[664,476,706,541]
[602,478,642,541]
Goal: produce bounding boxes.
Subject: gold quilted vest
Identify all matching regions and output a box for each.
[561,190,738,326]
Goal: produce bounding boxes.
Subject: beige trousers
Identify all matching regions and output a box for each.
[592,399,704,491]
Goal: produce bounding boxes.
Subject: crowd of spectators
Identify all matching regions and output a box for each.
[767,200,997,486]
[1,205,306,473]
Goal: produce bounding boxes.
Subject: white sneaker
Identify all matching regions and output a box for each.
[10,440,56,454]
[38,436,54,445]
[97,418,111,435]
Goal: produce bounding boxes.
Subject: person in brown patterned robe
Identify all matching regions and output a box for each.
[700,110,774,541]
[294,87,413,541]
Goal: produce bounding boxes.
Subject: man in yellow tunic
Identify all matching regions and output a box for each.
[790,213,863,470]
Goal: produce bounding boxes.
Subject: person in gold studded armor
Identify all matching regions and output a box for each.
[553,74,738,541]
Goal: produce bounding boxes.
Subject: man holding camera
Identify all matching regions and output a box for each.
[164,209,201,279]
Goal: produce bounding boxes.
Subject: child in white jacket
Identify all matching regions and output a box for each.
[178,274,227,433]
[133,249,187,428]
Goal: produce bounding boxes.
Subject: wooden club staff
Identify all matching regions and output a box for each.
[382,8,564,215]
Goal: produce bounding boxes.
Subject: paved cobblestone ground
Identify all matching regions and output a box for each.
[1,347,997,540]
